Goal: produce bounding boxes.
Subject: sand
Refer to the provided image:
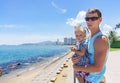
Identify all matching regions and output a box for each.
[0,50,120,83]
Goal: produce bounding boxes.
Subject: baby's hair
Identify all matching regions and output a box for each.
[74,25,86,34]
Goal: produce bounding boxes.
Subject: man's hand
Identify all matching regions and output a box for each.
[73,65,80,71]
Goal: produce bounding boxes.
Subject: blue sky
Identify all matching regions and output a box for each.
[0,0,120,45]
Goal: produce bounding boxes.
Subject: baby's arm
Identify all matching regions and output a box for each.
[75,47,86,56]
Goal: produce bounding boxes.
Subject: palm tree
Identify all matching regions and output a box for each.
[115,23,120,39]
[108,31,117,44]
[109,23,120,46]
[115,23,120,29]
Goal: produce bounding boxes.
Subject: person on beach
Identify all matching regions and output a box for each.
[0,67,2,76]
[72,8,109,83]
[71,25,89,83]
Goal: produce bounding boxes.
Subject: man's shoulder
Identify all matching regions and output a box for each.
[95,35,108,44]
[94,35,109,51]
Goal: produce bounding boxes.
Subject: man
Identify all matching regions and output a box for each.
[72,8,109,83]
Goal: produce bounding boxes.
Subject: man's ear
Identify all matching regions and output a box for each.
[99,17,102,22]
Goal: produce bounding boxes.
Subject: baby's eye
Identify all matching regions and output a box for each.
[76,35,82,37]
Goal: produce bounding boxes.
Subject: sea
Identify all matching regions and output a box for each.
[0,45,70,75]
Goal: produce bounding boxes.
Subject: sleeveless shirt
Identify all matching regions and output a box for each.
[85,31,109,83]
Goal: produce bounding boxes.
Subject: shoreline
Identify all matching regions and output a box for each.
[0,50,70,76]
[0,45,70,76]
[0,52,73,83]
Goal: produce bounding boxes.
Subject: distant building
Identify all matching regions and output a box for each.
[56,39,59,45]
[56,39,63,45]
[64,37,76,45]
[55,39,64,45]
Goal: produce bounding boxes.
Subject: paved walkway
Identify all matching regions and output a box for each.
[54,50,120,83]
[54,57,74,83]
[30,52,73,83]
[105,50,120,83]
[75,50,120,83]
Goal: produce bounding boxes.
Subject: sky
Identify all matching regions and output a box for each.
[0,0,120,45]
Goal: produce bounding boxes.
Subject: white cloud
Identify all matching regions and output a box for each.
[0,24,16,28]
[0,24,26,28]
[100,24,113,35]
[66,11,86,26]
[51,1,67,14]
[100,24,120,36]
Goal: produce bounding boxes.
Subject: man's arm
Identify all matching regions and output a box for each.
[73,35,109,72]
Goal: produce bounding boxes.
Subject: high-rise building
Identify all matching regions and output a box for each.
[64,37,76,45]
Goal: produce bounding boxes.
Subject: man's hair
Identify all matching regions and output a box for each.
[86,8,102,17]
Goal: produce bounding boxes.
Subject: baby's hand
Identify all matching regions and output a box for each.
[71,56,79,64]
[70,46,76,52]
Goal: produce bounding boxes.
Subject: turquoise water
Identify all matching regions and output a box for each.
[0,45,69,75]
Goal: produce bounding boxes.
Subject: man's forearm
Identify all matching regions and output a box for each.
[74,64,103,72]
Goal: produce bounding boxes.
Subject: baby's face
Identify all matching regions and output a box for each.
[75,30,85,42]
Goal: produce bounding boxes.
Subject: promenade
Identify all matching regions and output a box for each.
[54,50,120,83]
[105,50,120,83]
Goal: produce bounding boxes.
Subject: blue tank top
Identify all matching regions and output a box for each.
[85,31,109,83]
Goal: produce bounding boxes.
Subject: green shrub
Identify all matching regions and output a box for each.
[110,41,120,48]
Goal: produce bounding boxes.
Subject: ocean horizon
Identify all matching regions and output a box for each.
[0,45,70,75]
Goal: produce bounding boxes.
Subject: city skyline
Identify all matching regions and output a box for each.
[0,0,120,45]
[0,37,76,46]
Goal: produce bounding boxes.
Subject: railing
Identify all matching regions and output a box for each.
[74,72,76,83]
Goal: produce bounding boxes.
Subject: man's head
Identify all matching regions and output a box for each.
[86,8,102,18]
[85,8,102,32]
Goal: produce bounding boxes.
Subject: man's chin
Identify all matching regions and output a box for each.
[88,27,92,30]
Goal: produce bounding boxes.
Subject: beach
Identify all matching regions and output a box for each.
[0,50,120,83]
[0,52,74,83]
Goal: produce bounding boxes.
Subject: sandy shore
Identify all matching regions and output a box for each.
[0,50,120,83]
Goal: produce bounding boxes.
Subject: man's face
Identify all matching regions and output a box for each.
[85,13,102,31]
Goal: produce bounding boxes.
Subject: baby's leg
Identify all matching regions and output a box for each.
[76,76,84,83]
[75,71,87,83]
